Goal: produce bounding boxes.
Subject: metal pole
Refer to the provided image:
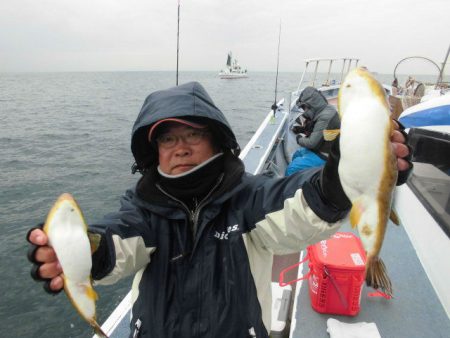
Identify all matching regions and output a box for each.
[272,20,282,114]
[326,60,333,86]
[346,58,352,74]
[340,59,346,83]
[436,44,450,88]
[297,62,309,93]
[176,1,180,86]
[312,61,319,87]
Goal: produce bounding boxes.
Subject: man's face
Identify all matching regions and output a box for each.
[157,124,217,175]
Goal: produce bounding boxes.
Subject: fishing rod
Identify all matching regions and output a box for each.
[271,20,282,115]
[176,0,181,86]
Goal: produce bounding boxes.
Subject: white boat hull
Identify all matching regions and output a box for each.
[219,73,248,79]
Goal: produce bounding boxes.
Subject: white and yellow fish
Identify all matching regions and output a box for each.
[326,67,398,296]
[44,193,108,337]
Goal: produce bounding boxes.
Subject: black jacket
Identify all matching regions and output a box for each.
[90,82,344,338]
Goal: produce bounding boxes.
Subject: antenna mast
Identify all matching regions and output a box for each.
[176,0,181,86]
[272,20,282,113]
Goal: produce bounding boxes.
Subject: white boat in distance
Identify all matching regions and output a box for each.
[96,58,450,338]
[219,51,248,79]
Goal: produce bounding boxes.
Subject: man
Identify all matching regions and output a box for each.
[27,82,411,338]
[286,86,340,175]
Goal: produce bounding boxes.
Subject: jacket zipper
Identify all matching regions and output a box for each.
[191,173,224,235]
[156,174,224,336]
[156,173,224,239]
[132,318,142,338]
[156,183,191,213]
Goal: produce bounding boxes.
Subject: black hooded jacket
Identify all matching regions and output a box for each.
[89,82,345,338]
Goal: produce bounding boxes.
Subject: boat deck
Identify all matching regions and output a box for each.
[290,221,450,337]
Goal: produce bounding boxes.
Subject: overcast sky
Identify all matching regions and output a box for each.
[1,0,449,74]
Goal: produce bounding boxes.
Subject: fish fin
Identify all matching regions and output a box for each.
[88,232,102,254]
[349,202,363,229]
[323,129,340,141]
[86,284,99,301]
[365,256,393,297]
[62,275,69,291]
[389,209,400,226]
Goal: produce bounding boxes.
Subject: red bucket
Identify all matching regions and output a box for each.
[280,232,367,316]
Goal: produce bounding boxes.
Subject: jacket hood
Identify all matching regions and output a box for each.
[297,86,329,120]
[131,81,240,172]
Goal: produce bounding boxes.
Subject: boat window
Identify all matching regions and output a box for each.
[407,128,450,237]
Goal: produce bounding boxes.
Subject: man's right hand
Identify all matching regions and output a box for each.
[27,227,64,293]
[291,124,305,134]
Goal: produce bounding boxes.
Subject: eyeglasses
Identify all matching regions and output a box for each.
[156,129,210,149]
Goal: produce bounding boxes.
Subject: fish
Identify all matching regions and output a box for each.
[43,193,108,337]
[327,67,398,296]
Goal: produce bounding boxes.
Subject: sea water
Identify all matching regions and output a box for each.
[0,70,404,337]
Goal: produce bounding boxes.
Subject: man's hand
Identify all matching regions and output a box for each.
[392,130,410,171]
[27,227,64,293]
[391,120,413,184]
[291,124,305,135]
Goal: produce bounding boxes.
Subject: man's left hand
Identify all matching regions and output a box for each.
[391,120,413,185]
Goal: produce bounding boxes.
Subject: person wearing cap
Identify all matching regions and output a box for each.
[27,82,412,338]
[286,86,340,176]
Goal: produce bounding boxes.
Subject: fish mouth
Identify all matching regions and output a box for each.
[58,193,75,203]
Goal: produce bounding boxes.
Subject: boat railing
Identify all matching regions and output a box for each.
[295,58,360,91]
[290,58,360,112]
[389,49,450,116]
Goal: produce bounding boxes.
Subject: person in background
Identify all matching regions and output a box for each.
[405,76,416,95]
[391,77,400,95]
[286,86,340,176]
[27,82,412,338]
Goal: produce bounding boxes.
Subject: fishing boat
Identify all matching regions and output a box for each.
[95,58,449,337]
[218,51,248,79]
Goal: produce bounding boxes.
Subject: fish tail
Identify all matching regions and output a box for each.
[91,321,109,338]
[86,284,99,301]
[365,255,393,297]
